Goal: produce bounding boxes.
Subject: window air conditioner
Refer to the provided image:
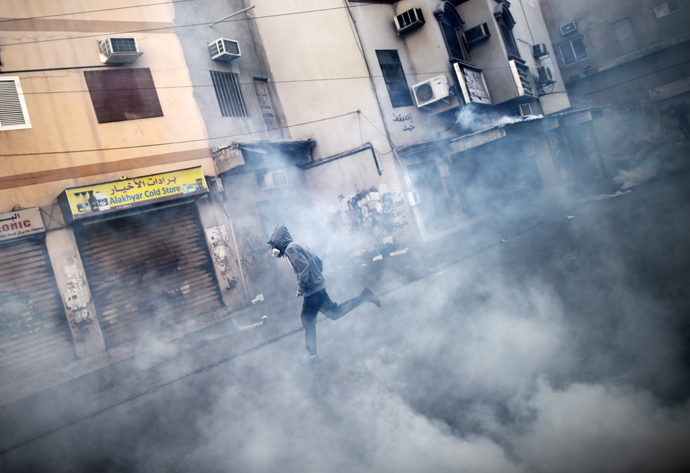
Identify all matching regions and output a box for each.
[464,23,491,47]
[532,43,549,58]
[258,170,288,191]
[98,37,143,64]
[394,8,425,35]
[559,21,578,36]
[411,75,451,108]
[519,103,533,117]
[537,66,556,86]
[208,38,241,62]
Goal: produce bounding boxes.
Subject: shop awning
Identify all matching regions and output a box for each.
[211,138,316,174]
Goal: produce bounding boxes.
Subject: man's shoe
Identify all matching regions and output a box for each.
[300,354,321,366]
[361,288,381,308]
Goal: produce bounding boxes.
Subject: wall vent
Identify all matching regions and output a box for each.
[98,37,143,64]
[394,8,425,35]
[208,38,241,62]
[0,77,32,130]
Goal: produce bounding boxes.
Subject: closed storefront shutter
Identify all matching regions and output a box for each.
[76,204,222,348]
[0,237,75,382]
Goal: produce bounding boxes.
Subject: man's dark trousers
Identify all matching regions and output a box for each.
[301,289,365,356]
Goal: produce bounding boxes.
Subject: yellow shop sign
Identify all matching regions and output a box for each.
[59,167,208,222]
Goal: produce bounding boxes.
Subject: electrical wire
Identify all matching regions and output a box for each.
[0,3,380,48]
[0,0,196,24]
[0,110,360,158]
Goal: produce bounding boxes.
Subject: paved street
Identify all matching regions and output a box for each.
[1,162,690,473]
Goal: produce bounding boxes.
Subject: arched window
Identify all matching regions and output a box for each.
[435,2,469,64]
[494,2,521,60]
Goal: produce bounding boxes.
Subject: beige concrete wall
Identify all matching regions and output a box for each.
[0,0,214,212]
[250,2,396,158]
[250,1,416,242]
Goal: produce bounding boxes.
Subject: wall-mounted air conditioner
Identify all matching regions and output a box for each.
[532,43,549,58]
[258,170,288,191]
[537,66,556,86]
[464,23,491,47]
[394,8,425,35]
[519,103,533,117]
[411,75,451,108]
[98,37,143,64]
[208,38,241,62]
[559,21,578,36]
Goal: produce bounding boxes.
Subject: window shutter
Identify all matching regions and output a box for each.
[0,77,31,131]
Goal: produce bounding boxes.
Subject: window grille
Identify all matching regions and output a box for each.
[376,50,414,108]
[210,71,248,117]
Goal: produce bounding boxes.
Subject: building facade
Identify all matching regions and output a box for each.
[538,0,690,158]
[248,0,604,244]
[1,0,621,402]
[0,0,247,402]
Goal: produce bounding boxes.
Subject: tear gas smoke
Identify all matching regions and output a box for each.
[455,103,543,133]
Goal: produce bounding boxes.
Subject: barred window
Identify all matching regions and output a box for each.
[376,50,414,108]
[210,70,248,117]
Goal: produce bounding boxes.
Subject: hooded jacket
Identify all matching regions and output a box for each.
[268,225,326,297]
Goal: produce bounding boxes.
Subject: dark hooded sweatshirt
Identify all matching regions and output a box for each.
[268,225,326,297]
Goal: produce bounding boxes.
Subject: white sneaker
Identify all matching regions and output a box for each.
[300,354,321,366]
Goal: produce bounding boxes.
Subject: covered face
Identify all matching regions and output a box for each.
[267,224,293,258]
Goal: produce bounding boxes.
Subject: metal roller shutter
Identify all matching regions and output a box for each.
[0,237,75,383]
[76,204,222,348]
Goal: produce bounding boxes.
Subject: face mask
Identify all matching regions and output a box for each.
[272,248,281,258]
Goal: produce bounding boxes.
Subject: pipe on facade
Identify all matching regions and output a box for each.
[299,142,382,176]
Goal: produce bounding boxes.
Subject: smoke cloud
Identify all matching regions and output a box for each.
[455,103,542,133]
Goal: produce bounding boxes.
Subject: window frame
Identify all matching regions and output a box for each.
[494,3,521,61]
[435,2,471,64]
[559,36,589,66]
[84,68,163,124]
[0,76,32,131]
[375,50,414,108]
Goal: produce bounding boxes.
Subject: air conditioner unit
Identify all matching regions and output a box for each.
[394,8,425,35]
[411,75,451,108]
[519,103,533,117]
[559,21,578,36]
[532,43,549,58]
[464,23,491,47]
[258,170,288,191]
[537,66,556,86]
[208,38,241,62]
[98,37,143,64]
